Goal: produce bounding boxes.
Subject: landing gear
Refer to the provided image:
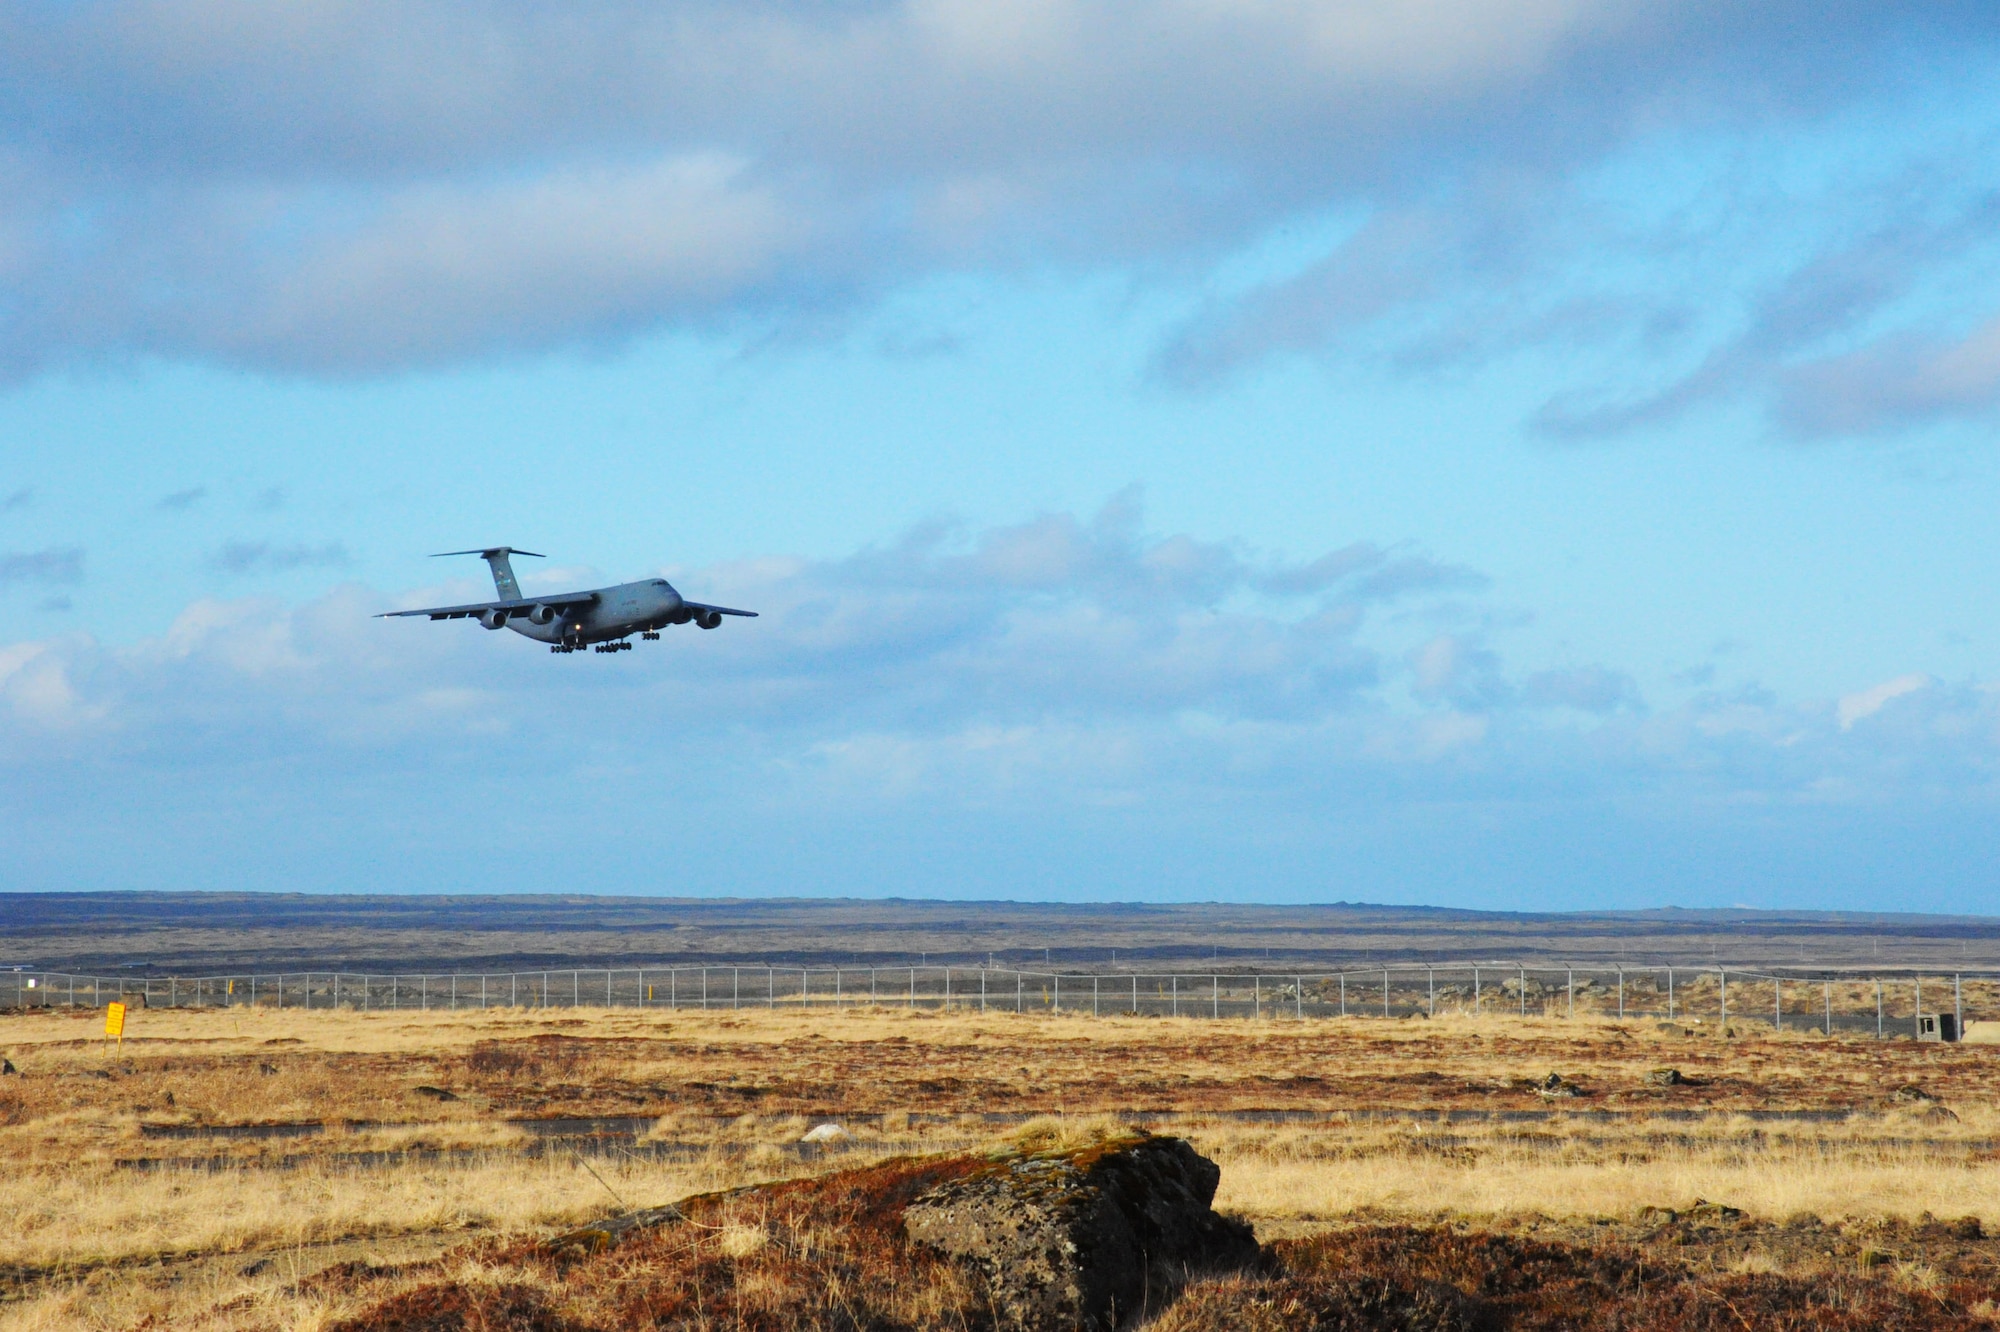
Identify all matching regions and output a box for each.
[642,631,660,640]
[593,640,633,653]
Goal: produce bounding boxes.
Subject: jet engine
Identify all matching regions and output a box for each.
[528,603,558,625]
[479,608,510,630]
[696,610,722,630]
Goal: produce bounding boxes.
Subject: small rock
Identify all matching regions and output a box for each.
[1892,1084,1934,1103]
[257,1063,279,1076]
[1951,1216,1984,1241]
[1655,1022,1686,1035]
[1635,1205,1679,1226]
[0,1058,16,1075]
[1537,1072,1581,1099]
[547,1203,686,1254]
[799,1122,849,1143]
[240,1258,272,1277]
[411,1085,459,1102]
[1643,1068,1685,1087]
[1859,1247,1895,1269]
[1685,1199,1744,1225]
[1918,1104,1960,1123]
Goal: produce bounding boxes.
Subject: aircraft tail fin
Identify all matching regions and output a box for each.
[432,547,545,601]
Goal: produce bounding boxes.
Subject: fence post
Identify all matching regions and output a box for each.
[1214,975,1220,1019]
[1017,971,1023,1013]
[1253,975,1260,1019]
[1094,975,1100,1017]
[1518,967,1525,1018]
[982,969,988,1013]
[1172,975,1179,1017]
[941,968,947,1012]
[1567,968,1573,1020]
[769,968,775,1010]
[1955,974,1962,1034]
[1916,976,1923,1037]
[1667,968,1674,1019]
[1825,979,1832,1036]
[1383,969,1390,1019]
[1617,968,1623,1019]
[1428,967,1435,1018]
[1472,967,1478,1016]
[1296,975,1303,1020]
[1134,974,1140,1016]
[1339,973,1345,1017]
[1876,979,1883,1038]
[1774,976,1781,1034]
[1055,975,1061,1012]
[1719,970,1726,1030]
[909,968,915,1009]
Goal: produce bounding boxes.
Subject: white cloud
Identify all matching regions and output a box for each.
[1836,672,1932,730]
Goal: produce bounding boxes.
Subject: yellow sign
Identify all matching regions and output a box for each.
[104,1001,127,1042]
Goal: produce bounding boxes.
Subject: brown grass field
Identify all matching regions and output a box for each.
[3,1001,1999,1329]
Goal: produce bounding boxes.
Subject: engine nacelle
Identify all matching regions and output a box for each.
[696,610,722,630]
[528,603,558,625]
[666,607,693,625]
[479,608,510,630]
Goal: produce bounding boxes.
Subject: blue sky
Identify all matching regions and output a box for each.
[4,1,2000,908]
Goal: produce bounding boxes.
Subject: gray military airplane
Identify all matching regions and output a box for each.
[379,548,756,654]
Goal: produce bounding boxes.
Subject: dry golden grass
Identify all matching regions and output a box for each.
[6,1000,2000,1328]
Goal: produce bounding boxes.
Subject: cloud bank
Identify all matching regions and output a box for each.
[1,1,1996,439]
[1,501,1993,903]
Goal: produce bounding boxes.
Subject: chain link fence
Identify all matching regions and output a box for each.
[5,963,1995,1037]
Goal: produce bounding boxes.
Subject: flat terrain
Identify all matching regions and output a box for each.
[9,892,2000,971]
[3,1001,1998,1328]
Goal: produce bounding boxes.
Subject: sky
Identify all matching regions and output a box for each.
[4,1,2000,909]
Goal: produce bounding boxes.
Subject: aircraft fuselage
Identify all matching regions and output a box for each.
[502,578,695,646]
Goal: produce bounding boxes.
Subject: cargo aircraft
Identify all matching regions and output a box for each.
[379,548,756,654]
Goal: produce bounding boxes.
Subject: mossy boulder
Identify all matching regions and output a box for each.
[903,1130,1258,1331]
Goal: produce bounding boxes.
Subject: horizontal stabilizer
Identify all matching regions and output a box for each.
[431,547,545,559]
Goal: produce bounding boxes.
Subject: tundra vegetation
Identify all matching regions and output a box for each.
[2,1003,1998,1329]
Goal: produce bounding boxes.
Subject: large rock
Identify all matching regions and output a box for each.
[903,1131,1258,1331]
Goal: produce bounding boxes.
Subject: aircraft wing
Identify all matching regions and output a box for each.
[376,592,600,621]
[682,601,758,618]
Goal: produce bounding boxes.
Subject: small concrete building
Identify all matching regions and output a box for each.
[1916,1013,1960,1042]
